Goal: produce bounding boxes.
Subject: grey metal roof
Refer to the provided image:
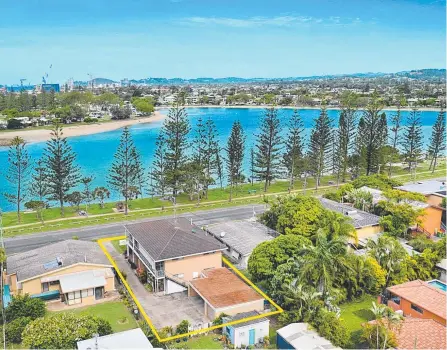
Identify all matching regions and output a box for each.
[276,323,341,350]
[229,311,269,328]
[125,217,226,261]
[319,198,381,228]
[207,219,276,256]
[77,329,153,350]
[396,180,447,195]
[6,240,111,282]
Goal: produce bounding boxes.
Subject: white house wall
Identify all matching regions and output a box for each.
[165,279,186,295]
[233,320,270,348]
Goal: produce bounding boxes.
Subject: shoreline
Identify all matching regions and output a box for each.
[0,111,166,145]
[159,105,443,112]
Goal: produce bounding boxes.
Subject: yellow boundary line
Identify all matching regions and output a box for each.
[97,236,283,343]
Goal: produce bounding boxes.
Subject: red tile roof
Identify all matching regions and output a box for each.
[189,268,264,309]
[388,280,446,320]
[395,318,446,350]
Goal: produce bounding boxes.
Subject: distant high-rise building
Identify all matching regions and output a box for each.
[121,78,129,87]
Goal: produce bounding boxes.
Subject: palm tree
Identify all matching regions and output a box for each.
[367,236,407,287]
[283,279,322,320]
[317,209,358,243]
[370,302,387,348]
[299,230,348,298]
[369,302,402,349]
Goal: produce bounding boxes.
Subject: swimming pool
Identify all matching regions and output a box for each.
[428,280,447,292]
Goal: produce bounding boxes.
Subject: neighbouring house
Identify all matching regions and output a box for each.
[395,181,446,236]
[188,267,265,320]
[206,219,277,268]
[437,259,446,282]
[367,318,446,350]
[360,185,442,236]
[319,198,382,244]
[125,217,226,294]
[223,311,269,348]
[384,280,446,326]
[5,240,115,306]
[77,328,155,350]
[391,318,446,350]
[276,323,340,350]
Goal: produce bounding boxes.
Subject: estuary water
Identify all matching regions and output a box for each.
[0,108,439,212]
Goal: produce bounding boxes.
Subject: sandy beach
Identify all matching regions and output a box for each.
[0,111,166,145]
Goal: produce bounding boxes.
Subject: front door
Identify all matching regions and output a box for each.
[95,287,104,300]
[249,329,255,346]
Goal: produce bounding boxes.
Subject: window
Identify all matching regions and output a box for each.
[411,304,424,314]
[81,289,88,298]
[41,282,49,292]
[49,281,59,286]
[193,272,199,279]
[391,295,401,305]
[239,332,245,337]
[174,273,184,279]
[67,290,82,305]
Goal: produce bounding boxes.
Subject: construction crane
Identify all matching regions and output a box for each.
[20,79,27,91]
[88,73,94,89]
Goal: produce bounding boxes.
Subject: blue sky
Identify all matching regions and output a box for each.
[0,0,445,84]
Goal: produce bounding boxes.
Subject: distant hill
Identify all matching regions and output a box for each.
[124,69,446,85]
[3,69,444,88]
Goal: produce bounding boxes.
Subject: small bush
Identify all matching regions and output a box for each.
[5,316,33,343]
[5,294,46,322]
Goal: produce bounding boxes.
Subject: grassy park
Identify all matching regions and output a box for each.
[1,159,445,237]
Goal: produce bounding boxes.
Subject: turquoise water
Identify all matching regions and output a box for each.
[428,280,447,292]
[0,108,438,211]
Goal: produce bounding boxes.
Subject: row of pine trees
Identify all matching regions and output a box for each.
[3,92,446,223]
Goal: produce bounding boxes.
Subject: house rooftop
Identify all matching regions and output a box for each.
[125,217,226,261]
[276,323,341,350]
[359,186,429,209]
[396,180,447,196]
[206,220,276,257]
[319,198,380,228]
[189,268,264,309]
[387,280,446,320]
[6,240,111,282]
[227,311,269,329]
[380,318,446,350]
[77,328,153,350]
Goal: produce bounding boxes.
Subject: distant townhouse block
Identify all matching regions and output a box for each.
[319,198,382,244]
[385,280,446,326]
[188,267,265,320]
[223,311,270,348]
[5,240,115,306]
[206,219,276,268]
[125,217,226,294]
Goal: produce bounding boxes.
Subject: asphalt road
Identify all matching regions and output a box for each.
[4,204,267,255]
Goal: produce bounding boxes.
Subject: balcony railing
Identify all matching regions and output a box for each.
[134,247,165,278]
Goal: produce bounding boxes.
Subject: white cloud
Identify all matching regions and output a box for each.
[181,15,367,28]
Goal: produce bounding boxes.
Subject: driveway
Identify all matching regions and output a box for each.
[105,242,210,330]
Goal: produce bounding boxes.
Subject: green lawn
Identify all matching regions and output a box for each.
[171,335,223,349]
[340,295,376,348]
[112,239,127,254]
[57,301,138,333]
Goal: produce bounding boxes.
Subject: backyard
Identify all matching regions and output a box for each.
[170,334,223,349]
[56,301,138,333]
[340,295,376,348]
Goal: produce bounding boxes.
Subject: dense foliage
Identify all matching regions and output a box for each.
[22,313,112,349]
[5,294,46,322]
